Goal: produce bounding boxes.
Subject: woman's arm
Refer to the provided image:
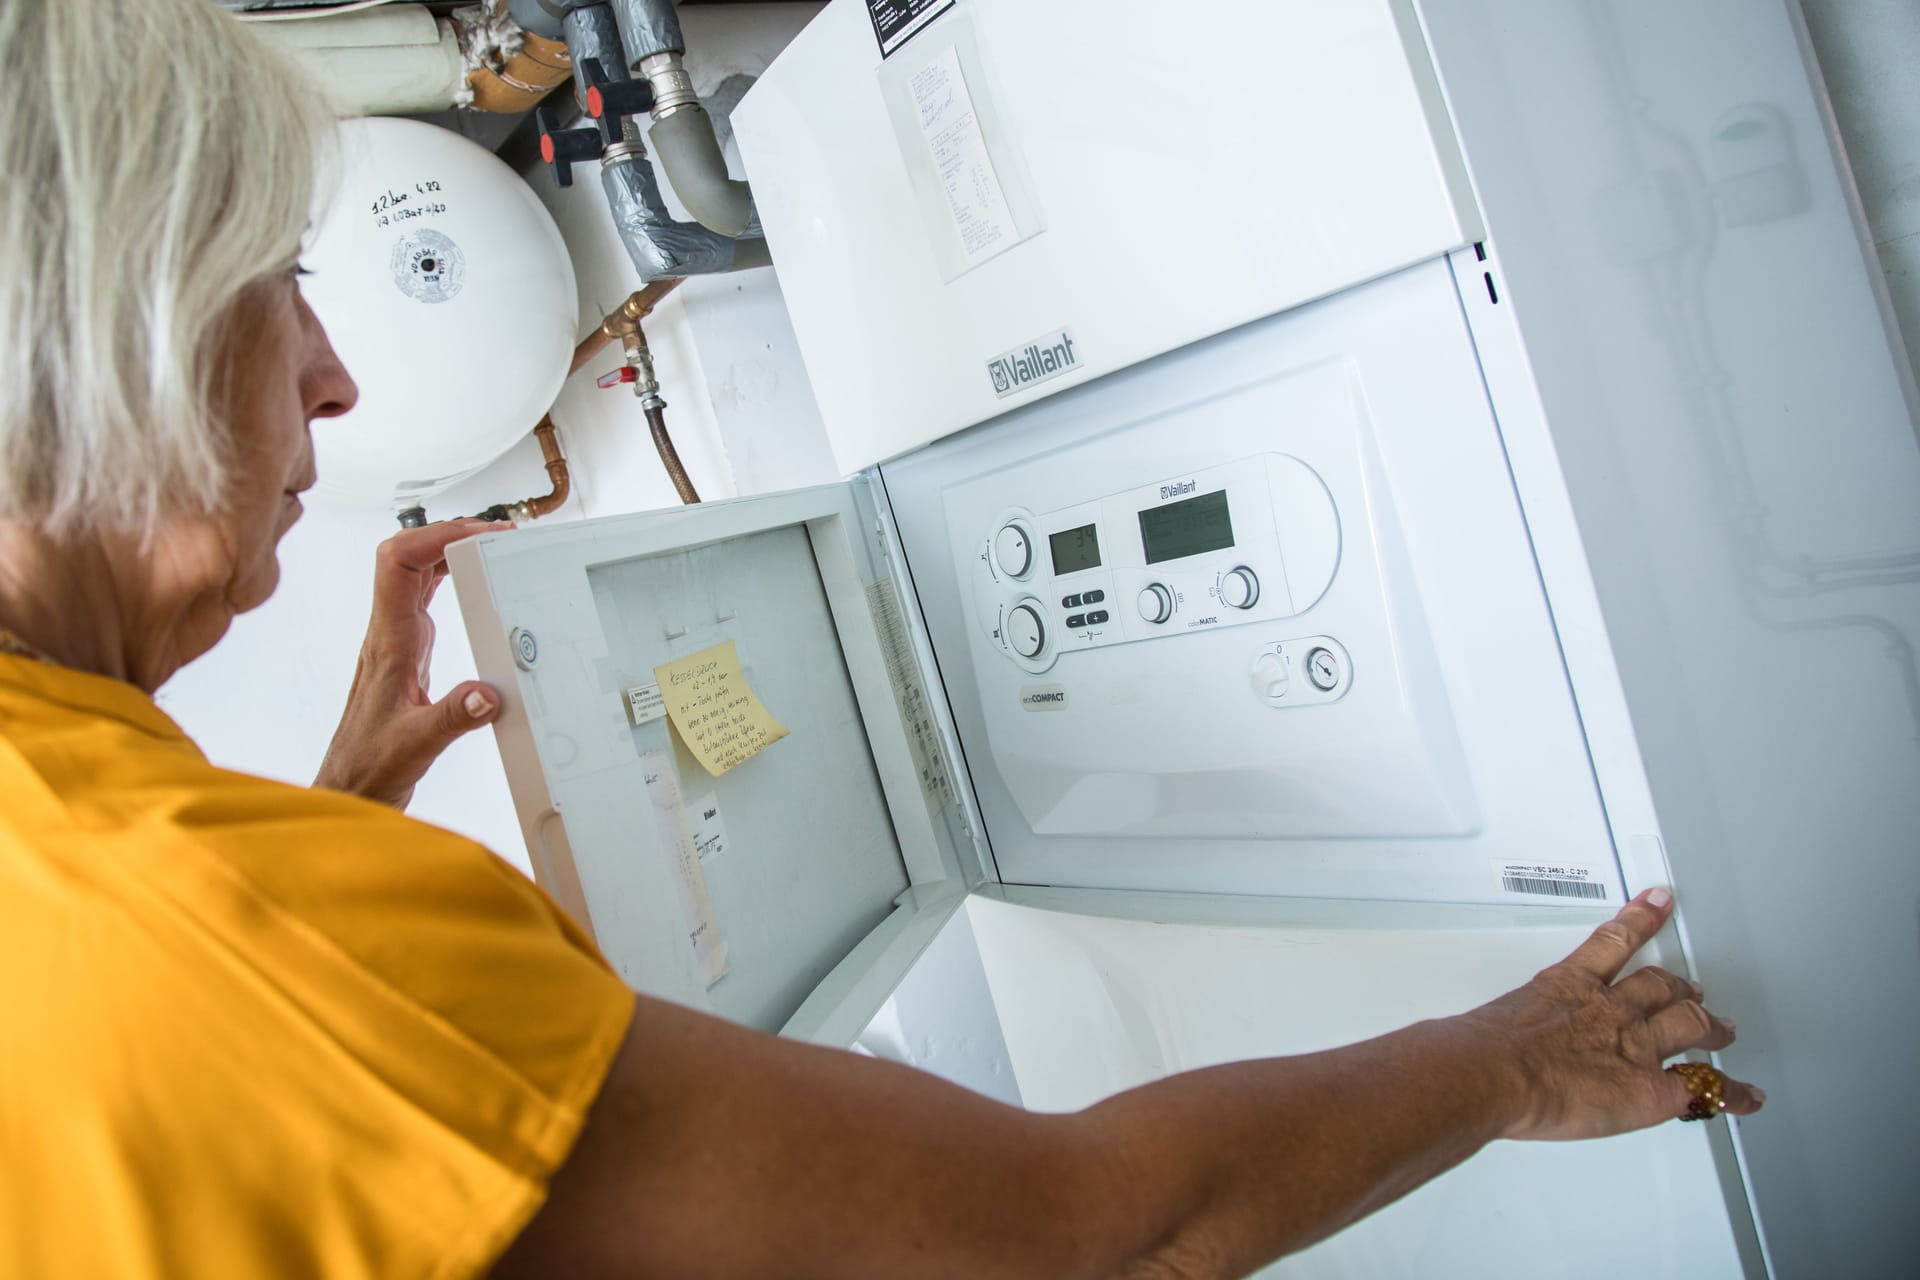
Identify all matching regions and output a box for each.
[492,889,1758,1280]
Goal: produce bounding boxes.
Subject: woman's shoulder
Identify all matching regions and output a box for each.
[1,663,633,1280]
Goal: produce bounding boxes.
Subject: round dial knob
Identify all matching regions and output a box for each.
[1220,566,1260,609]
[993,524,1034,578]
[1252,652,1288,700]
[1137,583,1174,625]
[1007,603,1045,659]
[1306,646,1342,691]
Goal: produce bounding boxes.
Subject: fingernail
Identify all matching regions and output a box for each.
[464,690,495,718]
[1646,887,1673,909]
[1690,980,1705,999]
[1752,1087,1766,1104]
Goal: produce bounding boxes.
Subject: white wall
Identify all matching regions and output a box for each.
[1799,0,1920,385]
[157,4,831,875]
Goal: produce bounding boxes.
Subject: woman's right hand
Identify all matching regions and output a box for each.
[1455,887,1765,1141]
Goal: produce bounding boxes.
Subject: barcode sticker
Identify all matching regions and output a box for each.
[1493,861,1609,901]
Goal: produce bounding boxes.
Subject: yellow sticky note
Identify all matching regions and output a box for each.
[653,640,790,776]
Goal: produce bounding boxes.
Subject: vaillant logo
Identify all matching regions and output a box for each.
[988,328,1079,398]
[1159,479,1198,500]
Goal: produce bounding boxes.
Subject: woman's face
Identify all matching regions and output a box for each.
[211,268,358,612]
[113,270,357,690]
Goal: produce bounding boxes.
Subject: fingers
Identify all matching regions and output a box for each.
[371,520,510,632]
[1647,998,1736,1056]
[417,614,436,693]
[1560,887,1674,983]
[379,519,511,575]
[433,680,500,743]
[1719,1076,1766,1116]
[1660,1063,1766,1120]
[1612,965,1700,1015]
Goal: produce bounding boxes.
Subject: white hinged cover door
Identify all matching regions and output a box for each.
[449,483,979,1041]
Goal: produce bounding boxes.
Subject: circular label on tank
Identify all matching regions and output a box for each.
[388,229,466,304]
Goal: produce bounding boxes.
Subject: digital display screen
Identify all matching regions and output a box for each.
[1139,489,1234,564]
[1049,523,1102,575]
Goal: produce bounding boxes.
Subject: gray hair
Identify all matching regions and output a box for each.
[0,0,333,538]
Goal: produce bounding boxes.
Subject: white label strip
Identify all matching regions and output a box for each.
[1492,860,1609,902]
[641,750,729,987]
[690,791,730,864]
[909,44,1018,267]
[625,682,666,726]
[867,578,957,815]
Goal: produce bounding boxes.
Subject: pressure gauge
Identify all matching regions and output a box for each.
[1306,646,1341,691]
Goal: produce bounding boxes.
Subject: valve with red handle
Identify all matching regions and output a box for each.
[535,103,603,188]
[580,57,655,146]
[595,366,639,389]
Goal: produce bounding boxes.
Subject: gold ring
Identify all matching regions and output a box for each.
[1670,1062,1729,1121]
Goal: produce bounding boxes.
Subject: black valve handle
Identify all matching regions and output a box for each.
[580,57,656,145]
[535,104,605,188]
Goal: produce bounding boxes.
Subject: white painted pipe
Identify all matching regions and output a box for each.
[247,4,467,116]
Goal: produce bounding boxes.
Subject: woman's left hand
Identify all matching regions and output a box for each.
[314,520,511,810]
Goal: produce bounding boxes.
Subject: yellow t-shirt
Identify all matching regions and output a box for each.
[0,656,635,1278]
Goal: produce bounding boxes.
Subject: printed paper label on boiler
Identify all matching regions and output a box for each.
[653,640,790,777]
[689,791,730,864]
[867,0,954,58]
[625,682,666,727]
[910,45,1018,267]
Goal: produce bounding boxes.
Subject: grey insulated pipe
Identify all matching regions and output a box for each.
[560,3,625,101]
[612,0,757,239]
[644,101,755,238]
[607,0,682,66]
[602,147,771,280]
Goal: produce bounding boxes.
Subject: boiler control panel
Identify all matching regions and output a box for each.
[971,453,1342,674]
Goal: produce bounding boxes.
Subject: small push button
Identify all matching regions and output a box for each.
[1066,613,1087,628]
[1082,589,1106,604]
[1085,610,1109,625]
[1062,594,1082,609]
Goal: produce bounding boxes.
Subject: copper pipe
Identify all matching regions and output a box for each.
[475,415,572,523]
[646,404,700,505]
[569,279,683,375]
[520,416,572,518]
[466,4,573,114]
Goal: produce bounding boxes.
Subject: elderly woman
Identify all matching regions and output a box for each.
[0,2,1761,1277]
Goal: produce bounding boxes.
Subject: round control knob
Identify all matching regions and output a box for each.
[1007,603,1045,659]
[1137,583,1174,625]
[993,524,1034,578]
[1306,646,1342,691]
[1220,566,1260,609]
[1252,652,1288,701]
